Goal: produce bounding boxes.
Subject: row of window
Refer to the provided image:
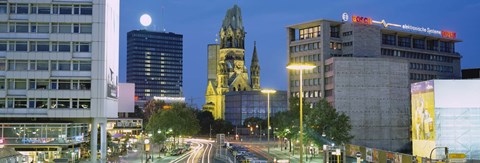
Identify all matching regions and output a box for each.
[290,54,321,63]
[0,22,92,34]
[128,38,183,46]
[289,42,320,53]
[329,42,343,50]
[0,41,91,52]
[0,79,91,90]
[0,98,90,109]
[290,78,323,87]
[410,73,436,81]
[410,63,453,73]
[0,3,92,15]
[129,34,183,41]
[290,90,322,98]
[330,26,340,38]
[0,60,91,71]
[129,47,182,54]
[342,31,352,36]
[299,26,321,40]
[382,34,455,53]
[381,48,456,63]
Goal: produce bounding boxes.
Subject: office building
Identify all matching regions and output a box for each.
[224,90,288,126]
[0,0,119,162]
[203,5,261,119]
[462,68,480,79]
[287,13,461,105]
[126,30,183,107]
[325,57,410,151]
[287,13,462,151]
[411,80,480,160]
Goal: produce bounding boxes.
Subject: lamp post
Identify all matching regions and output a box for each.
[261,89,276,154]
[286,63,316,163]
[144,138,150,163]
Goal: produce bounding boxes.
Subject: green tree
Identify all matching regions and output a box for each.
[211,119,234,135]
[146,103,200,149]
[143,99,166,123]
[195,110,215,135]
[305,99,353,145]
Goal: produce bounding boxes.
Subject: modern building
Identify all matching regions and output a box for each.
[287,13,462,151]
[126,30,183,107]
[287,13,461,105]
[0,0,119,162]
[411,80,480,160]
[462,68,480,79]
[224,90,288,126]
[203,5,261,119]
[325,57,411,151]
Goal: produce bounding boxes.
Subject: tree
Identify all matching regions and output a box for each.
[146,103,200,149]
[143,99,166,123]
[195,110,215,135]
[305,99,353,145]
[211,119,234,135]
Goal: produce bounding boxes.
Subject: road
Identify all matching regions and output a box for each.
[168,138,215,163]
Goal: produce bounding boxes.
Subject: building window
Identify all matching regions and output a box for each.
[0,60,5,71]
[330,26,339,38]
[31,4,51,14]
[59,23,71,33]
[34,98,48,108]
[342,31,352,36]
[0,23,7,33]
[58,61,71,71]
[30,41,50,52]
[0,41,6,51]
[31,23,49,33]
[74,42,91,52]
[12,98,27,108]
[80,80,91,90]
[398,36,411,47]
[59,5,72,15]
[73,24,92,34]
[0,3,7,14]
[426,40,438,51]
[9,22,29,33]
[10,4,29,14]
[58,80,70,90]
[382,34,396,45]
[8,60,28,71]
[413,39,425,49]
[343,42,353,47]
[8,79,27,89]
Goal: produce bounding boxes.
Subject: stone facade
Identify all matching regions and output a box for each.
[204,5,260,119]
[325,57,411,151]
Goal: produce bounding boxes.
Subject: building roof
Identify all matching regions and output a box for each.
[221,5,244,30]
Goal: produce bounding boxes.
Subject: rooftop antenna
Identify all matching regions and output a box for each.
[162,6,166,32]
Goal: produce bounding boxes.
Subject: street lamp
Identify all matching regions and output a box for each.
[144,138,150,163]
[286,63,316,163]
[261,88,276,154]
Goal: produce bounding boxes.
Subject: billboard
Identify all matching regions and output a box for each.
[411,80,436,158]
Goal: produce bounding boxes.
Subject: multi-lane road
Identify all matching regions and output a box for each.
[168,139,215,163]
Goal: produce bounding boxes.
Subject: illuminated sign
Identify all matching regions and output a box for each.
[352,15,372,25]
[347,14,456,39]
[442,31,456,39]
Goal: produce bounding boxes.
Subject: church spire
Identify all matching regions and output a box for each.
[250,41,260,90]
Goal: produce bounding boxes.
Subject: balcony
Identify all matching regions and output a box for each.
[7,89,27,96]
[6,71,50,79]
[0,33,49,40]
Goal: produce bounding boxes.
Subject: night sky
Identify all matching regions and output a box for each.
[119,0,480,107]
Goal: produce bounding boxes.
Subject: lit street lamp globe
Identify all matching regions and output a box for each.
[140,14,152,27]
[144,139,150,144]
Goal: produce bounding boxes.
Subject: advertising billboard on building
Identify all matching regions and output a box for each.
[411,80,436,157]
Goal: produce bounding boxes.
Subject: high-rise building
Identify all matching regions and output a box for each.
[203,5,261,119]
[0,0,119,162]
[126,30,183,107]
[287,14,461,151]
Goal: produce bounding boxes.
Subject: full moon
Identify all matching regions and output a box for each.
[140,14,152,27]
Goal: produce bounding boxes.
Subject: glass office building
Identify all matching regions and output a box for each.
[127,30,183,107]
[224,91,288,126]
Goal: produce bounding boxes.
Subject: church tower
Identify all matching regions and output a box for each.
[250,42,260,90]
[204,5,260,119]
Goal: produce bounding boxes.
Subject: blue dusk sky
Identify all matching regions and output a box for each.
[119,0,480,107]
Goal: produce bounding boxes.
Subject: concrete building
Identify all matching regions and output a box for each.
[224,90,288,126]
[287,13,462,151]
[203,5,261,119]
[0,0,119,162]
[462,68,480,79]
[411,80,480,160]
[126,30,183,107]
[325,57,410,151]
[287,14,461,105]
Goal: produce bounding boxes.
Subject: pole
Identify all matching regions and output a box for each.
[267,93,271,154]
[299,69,304,163]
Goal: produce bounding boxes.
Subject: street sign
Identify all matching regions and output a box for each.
[449,153,466,159]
